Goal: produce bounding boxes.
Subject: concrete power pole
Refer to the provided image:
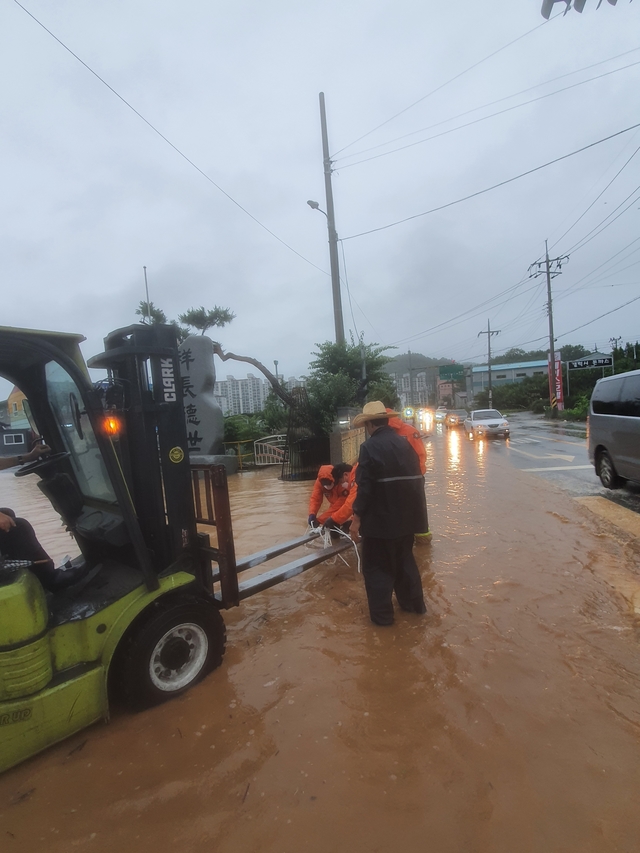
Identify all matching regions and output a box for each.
[478,320,500,408]
[318,93,345,346]
[529,242,569,419]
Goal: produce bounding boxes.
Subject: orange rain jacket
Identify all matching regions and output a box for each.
[308,465,349,524]
[330,464,358,526]
[387,412,427,475]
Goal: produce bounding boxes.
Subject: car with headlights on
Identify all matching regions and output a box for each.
[435,406,448,422]
[464,409,510,439]
[445,409,468,429]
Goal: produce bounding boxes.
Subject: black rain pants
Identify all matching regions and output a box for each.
[361,533,426,625]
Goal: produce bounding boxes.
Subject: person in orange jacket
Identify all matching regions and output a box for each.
[387,410,426,474]
[387,408,431,542]
[321,464,358,533]
[308,463,353,527]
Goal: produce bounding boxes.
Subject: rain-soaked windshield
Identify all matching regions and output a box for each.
[45,360,117,504]
[473,409,502,419]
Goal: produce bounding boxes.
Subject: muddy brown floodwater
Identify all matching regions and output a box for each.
[1,433,640,853]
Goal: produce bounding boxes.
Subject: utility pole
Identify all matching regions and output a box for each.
[408,349,414,407]
[318,93,345,346]
[609,336,622,373]
[529,242,569,418]
[478,320,500,408]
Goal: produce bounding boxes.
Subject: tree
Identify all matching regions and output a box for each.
[474,374,549,411]
[560,344,590,362]
[261,391,289,434]
[212,343,294,407]
[306,373,358,436]
[611,341,640,375]
[179,306,235,336]
[131,299,293,406]
[135,301,167,325]
[492,347,547,365]
[305,339,399,434]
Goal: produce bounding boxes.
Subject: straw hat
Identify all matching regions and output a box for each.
[352,400,401,427]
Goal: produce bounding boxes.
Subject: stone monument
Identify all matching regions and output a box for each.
[178,335,238,474]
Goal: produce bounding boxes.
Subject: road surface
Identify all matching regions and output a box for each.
[1,430,639,853]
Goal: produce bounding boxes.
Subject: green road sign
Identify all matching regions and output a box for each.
[438,364,464,382]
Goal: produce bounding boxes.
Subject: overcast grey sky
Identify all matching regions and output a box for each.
[1,0,639,398]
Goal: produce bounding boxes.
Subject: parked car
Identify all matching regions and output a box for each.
[464,409,510,439]
[588,369,640,489]
[445,409,468,429]
[435,406,448,422]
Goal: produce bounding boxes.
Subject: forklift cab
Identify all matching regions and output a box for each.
[0,323,351,774]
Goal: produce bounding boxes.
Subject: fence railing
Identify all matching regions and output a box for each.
[254,434,287,466]
[222,439,255,470]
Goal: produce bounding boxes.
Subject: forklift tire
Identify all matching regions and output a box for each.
[111,596,226,711]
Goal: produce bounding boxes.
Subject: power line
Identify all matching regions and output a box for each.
[388,276,535,347]
[341,121,640,241]
[339,240,360,340]
[562,183,640,254]
[330,15,555,158]
[549,140,640,250]
[12,0,328,276]
[554,236,640,300]
[556,294,640,340]
[335,60,640,171]
[333,47,640,165]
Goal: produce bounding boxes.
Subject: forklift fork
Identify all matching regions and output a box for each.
[191,464,353,608]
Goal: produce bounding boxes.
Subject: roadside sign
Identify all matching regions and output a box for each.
[568,356,613,369]
[438,363,464,381]
[548,353,564,411]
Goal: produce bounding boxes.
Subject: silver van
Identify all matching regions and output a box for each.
[588,368,640,488]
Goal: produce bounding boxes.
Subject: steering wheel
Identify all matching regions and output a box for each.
[14,452,71,478]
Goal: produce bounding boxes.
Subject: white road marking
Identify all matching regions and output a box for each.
[521,465,593,472]
[509,446,575,462]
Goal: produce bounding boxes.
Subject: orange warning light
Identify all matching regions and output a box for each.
[103,414,122,437]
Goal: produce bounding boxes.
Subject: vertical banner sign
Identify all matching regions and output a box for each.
[548,354,564,411]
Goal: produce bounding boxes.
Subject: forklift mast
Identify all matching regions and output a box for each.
[88,324,197,575]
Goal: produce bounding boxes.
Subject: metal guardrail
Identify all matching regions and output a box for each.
[254,434,286,465]
[222,439,255,470]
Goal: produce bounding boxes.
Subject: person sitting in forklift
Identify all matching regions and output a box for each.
[307,463,353,528]
[0,445,84,590]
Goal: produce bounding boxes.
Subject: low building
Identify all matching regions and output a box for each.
[1,387,32,458]
[471,360,548,397]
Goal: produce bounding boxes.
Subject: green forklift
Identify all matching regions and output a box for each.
[0,324,350,773]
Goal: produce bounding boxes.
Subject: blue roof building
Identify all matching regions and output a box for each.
[472,360,548,395]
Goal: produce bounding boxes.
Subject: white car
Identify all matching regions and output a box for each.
[435,406,448,422]
[464,409,510,439]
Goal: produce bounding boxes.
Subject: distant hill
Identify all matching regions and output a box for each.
[383,352,463,374]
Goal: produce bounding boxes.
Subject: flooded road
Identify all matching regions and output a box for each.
[1,433,640,853]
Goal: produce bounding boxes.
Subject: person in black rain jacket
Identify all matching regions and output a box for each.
[350,401,428,625]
